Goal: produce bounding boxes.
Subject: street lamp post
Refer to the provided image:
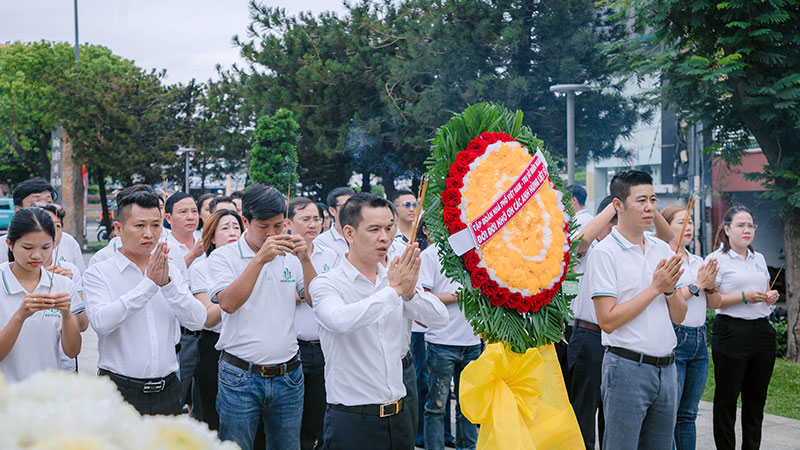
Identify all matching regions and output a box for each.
[177,147,197,193]
[550,84,591,185]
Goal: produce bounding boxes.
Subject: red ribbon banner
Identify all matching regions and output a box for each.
[468,150,549,247]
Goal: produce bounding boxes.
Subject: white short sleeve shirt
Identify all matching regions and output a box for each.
[419,244,479,347]
[295,243,338,341]
[313,227,349,262]
[708,249,771,320]
[571,246,600,325]
[209,232,304,365]
[0,263,80,383]
[675,253,709,327]
[188,258,221,333]
[590,227,678,356]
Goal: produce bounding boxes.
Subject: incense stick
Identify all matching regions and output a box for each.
[287,184,291,201]
[47,245,60,294]
[769,265,783,291]
[675,196,695,254]
[410,177,428,244]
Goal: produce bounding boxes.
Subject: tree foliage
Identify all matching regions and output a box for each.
[248,108,300,191]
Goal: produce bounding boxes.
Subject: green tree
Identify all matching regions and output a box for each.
[248,108,300,191]
[608,0,800,361]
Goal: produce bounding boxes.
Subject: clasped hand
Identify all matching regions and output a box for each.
[388,242,421,301]
[651,255,684,294]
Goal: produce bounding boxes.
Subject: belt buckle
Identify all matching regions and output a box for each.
[143,379,165,393]
[379,400,398,418]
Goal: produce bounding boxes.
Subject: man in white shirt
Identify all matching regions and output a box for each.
[309,193,448,450]
[391,189,417,244]
[210,184,315,450]
[590,170,685,450]
[286,197,338,450]
[419,242,481,450]
[312,187,354,261]
[567,184,593,231]
[83,189,207,415]
[1,178,85,273]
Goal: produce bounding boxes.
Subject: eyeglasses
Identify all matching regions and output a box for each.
[729,222,758,231]
[32,201,63,211]
[400,202,418,209]
[296,216,324,224]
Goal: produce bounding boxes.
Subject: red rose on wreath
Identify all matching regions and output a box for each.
[470,268,490,290]
[448,160,470,178]
[462,250,480,271]
[441,206,462,226]
[466,140,486,154]
[456,150,477,164]
[441,188,462,207]
[446,177,464,190]
[447,221,466,234]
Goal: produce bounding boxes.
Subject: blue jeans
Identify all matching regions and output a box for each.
[217,358,304,450]
[424,343,482,450]
[673,325,708,450]
[602,350,677,450]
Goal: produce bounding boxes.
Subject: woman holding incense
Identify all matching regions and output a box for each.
[659,205,721,450]
[707,205,779,450]
[0,207,81,383]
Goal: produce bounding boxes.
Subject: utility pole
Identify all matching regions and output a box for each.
[550,84,591,185]
[178,147,197,193]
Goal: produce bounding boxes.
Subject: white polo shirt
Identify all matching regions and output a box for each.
[55,260,85,372]
[209,232,305,365]
[419,244,479,347]
[165,229,205,272]
[571,246,600,325]
[590,227,677,357]
[674,253,709,328]
[0,232,86,274]
[188,257,221,333]
[707,249,771,320]
[83,251,207,379]
[295,243,338,342]
[0,263,81,383]
[313,226,349,262]
[310,256,448,406]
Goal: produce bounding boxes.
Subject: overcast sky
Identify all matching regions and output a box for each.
[1,0,346,85]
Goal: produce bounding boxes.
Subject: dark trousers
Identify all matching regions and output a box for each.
[178,330,201,410]
[567,326,604,450]
[555,325,573,390]
[194,330,221,430]
[712,315,776,450]
[401,349,418,445]
[409,332,427,444]
[99,369,182,416]
[322,404,413,450]
[299,340,326,450]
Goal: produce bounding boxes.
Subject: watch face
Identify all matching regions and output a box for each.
[689,284,700,296]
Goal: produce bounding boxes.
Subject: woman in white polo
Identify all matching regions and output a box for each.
[0,207,81,383]
[707,205,778,450]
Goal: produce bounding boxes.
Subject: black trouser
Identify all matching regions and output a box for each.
[99,369,182,415]
[299,340,326,450]
[401,350,417,444]
[555,324,572,390]
[566,325,605,450]
[322,404,413,450]
[195,330,221,430]
[712,315,776,450]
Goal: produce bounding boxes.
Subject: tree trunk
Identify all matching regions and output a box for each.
[785,206,800,363]
[97,169,113,238]
[361,168,371,193]
[37,141,51,179]
[382,171,396,201]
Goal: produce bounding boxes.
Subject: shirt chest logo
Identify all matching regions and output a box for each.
[281,268,295,283]
[322,263,330,274]
[43,309,60,318]
[755,264,766,273]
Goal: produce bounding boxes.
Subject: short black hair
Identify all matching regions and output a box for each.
[339,193,396,230]
[391,189,415,203]
[230,190,245,199]
[117,190,161,224]
[209,196,235,213]
[197,193,216,210]
[7,207,56,262]
[242,183,286,221]
[566,184,587,206]
[13,177,57,205]
[596,195,617,223]
[165,192,195,214]
[609,170,653,203]
[316,202,328,218]
[114,185,155,217]
[288,197,316,220]
[37,202,66,224]
[326,187,356,208]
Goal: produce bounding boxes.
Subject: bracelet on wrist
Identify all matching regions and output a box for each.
[741,291,748,304]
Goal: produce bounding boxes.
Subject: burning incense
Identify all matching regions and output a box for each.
[410,177,429,243]
[769,265,783,291]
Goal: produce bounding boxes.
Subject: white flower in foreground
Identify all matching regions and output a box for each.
[0,371,238,449]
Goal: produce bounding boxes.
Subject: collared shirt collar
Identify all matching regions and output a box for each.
[236,231,257,259]
[608,226,657,251]
[724,248,754,261]
[1,263,53,295]
[330,226,345,242]
[110,248,141,273]
[340,254,388,285]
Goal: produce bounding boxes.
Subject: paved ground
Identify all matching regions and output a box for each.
[78,252,800,449]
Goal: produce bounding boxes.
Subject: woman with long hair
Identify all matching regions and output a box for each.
[708,205,779,450]
[188,209,243,430]
[659,205,721,450]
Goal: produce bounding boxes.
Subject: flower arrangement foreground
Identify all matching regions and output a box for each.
[0,371,237,450]
[424,102,579,352]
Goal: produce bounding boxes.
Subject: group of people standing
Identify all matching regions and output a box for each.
[0,171,780,450]
[565,171,779,450]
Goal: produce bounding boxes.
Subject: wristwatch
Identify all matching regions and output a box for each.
[688,284,700,297]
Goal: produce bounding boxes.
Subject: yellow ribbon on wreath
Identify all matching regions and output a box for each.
[459,343,584,450]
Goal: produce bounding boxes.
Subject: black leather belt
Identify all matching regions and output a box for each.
[575,319,601,333]
[99,369,178,394]
[608,346,675,367]
[298,339,321,347]
[221,351,301,378]
[402,351,413,369]
[330,398,405,418]
[180,326,202,337]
